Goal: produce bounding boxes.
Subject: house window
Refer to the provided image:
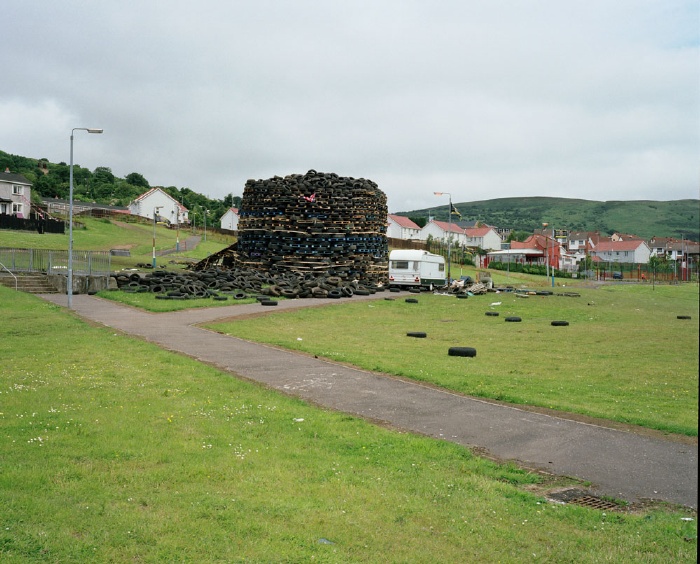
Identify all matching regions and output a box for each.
[13,185,24,195]
[13,203,23,214]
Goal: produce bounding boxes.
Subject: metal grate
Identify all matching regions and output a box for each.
[547,488,623,511]
[568,495,620,511]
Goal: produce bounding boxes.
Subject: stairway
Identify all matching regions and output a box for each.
[0,273,60,294]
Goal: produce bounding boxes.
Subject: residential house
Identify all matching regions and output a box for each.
[590,240,651,266]
[567,231,602,253]
[387,214,421,240]
[0,168,32,217]
[611,232,644,242]
[463,226,502,251]
[128,187,189,225]
[220,207,240,231]
[418,220,468,247]
[509,233,560,268]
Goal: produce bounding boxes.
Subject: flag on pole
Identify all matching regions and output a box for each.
[450,203,462,218]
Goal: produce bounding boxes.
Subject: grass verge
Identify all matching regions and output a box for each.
[0,287,696,561]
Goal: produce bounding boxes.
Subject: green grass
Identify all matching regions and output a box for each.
[0,217,231,270]
[207,283,699,437]
[1,287,696,562]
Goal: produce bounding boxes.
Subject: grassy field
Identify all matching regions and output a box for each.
[0,218,231,269]
[207,283,699,437]
[1,287,697,562]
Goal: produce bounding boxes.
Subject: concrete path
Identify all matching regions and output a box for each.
[41,292,698,510]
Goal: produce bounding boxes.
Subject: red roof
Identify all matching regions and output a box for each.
[464,227,492,237]
[594,240,646,252]
[388,214,419,229]
[431,220,465,235]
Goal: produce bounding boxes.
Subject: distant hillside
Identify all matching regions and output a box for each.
[398,197,700,241]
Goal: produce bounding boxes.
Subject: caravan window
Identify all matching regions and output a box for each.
[391,260,410,270]
[438,263,444,272]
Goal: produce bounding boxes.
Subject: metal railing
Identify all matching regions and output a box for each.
[0,247,111,277]
[0,260,18,290]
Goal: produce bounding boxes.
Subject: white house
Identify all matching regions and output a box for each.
[0,168,32,217]
[419,220,468,246]
[387,214,421,240]
[463,226,502,251]
[128,187,189,225]
[590,240,651,265]
[220,207,240,231]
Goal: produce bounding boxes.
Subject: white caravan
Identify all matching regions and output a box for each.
[388,249,446,288]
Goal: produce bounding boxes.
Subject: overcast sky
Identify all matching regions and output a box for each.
[2,1,698,213]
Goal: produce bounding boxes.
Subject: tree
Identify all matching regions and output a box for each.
[125,172,149,189]
[409,216,427,228]
[93,167,115,185]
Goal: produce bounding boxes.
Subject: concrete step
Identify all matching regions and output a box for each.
[0,274,61,294]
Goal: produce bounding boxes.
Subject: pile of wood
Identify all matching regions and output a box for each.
[195,170,388,283]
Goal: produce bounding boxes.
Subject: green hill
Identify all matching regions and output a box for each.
[399,197,700,241]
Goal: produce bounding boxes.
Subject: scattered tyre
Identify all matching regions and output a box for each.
[213,296,229,301]
[456,294,468,299]
[260,300,278,306]
[485,311,499,317]
[448,347,477,357]
[384,297,395,301]
[551,320,569,326]
[505,316,522,322]
[407,332,427,338]
[405,298,419,303]
[328,289,343,299]
[677,315,692,320]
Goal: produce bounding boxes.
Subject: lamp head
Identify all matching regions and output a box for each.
[87,128,103,134]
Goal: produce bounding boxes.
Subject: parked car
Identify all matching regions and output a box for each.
[613,272,623,280]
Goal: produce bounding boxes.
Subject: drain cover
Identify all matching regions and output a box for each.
[547,488,622,511]
[569,495,620,511]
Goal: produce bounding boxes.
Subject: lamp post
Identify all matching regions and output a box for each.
[152,206,163,268]
[68,127,103,309]
[204,209,208,242]
[434,192,453,283]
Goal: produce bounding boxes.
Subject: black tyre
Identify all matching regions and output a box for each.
[260,300,278,306]
[448,347,477,357]
[551,320,569,326]
[213,296,229,301]
[677,315,692,320]
[485,311,499,317]
[505,316,522,322]
[328,289,343,299]
[405,298,419,304]
[232,291,247,300]
[384,297,395,301]
[406,332,427,338]
[408,287,421,294]
[456,294,468,299]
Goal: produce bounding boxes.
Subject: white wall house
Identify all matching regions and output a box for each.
[590,240,651,264]
[464,226,503,251]
[128,187,189,225]
[419,220,468,246]
[220,207,240,231]
[0,169,32,217]
[387,214,421,239]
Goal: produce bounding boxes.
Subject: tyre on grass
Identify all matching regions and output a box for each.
[505,316,522,322]
[551,320,569,326]
[448,347,476,357]
[406,332,427,338]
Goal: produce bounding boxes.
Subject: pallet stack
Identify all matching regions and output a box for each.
[200,170,389,283]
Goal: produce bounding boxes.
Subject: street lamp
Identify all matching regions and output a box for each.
[204,209,209,242]
[152,206,163,268]
[68,127,103,308]
[542,223,549,281]
[434,192,453,283]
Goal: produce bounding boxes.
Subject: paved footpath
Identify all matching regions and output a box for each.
[41,292,698,509]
